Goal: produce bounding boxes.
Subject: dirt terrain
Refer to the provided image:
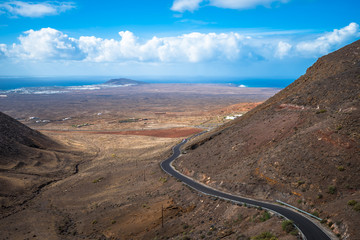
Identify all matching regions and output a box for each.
[40,127,203,138]
[0,84,298,239]
[175,40,360,239]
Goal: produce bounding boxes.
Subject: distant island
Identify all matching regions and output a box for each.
[104,78,146,85]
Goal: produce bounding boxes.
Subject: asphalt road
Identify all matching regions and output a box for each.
[160,138,332,240]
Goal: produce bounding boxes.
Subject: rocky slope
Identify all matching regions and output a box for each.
[175,40,360,239]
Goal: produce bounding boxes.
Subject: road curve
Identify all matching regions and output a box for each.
[160,138,332,240]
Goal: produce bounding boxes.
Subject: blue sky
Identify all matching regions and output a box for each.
[0,0,359,79]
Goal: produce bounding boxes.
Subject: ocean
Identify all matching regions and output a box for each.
[145,77,294,88]
[0,76,294,90]
[0,76,106,90]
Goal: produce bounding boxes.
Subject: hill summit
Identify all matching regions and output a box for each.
[175,40,360,238]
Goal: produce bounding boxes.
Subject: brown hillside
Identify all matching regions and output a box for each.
[0,112,60,162]
[0,112,85,216]
[175,40,360,239]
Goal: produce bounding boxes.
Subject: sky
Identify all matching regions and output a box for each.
[0,0,359,79]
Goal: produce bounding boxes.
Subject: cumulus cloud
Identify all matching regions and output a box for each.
[79,31,244,62]
[78,31,141,62]
[296,22,360,56]
[0,1,74,17]
[10,28,84,60]
[171,0,289,12]
[1,23,359,63]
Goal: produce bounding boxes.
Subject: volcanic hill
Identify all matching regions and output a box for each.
[175,40,360,238]
[0,112,59,161]
[0,112,85,215]
[104,78,146,85]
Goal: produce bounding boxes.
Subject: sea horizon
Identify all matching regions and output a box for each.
[0,76,295,91]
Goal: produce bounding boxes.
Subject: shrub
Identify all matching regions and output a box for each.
[336,125,343,131]
[236,235,248,240]
[348,200,357,206]
[282,220,295,233]
[328,186,336,194]
[316,109,327,114]
[92,177,104,183]
[259,211,271,222]
[312,211,319,217]
[234,214,243,223]
[72,123,91,128]
[297,180,305,186]
[337,166,345,171]
[353,203,360,212]
[209,225,216,231]
[183,224,189,230]
[159,177,168,183]
[251,231,278,240]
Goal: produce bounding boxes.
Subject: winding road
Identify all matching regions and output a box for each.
[160,137,332,240]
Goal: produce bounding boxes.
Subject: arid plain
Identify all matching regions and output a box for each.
[0,83,301,240]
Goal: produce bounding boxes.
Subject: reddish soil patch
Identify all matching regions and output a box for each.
[41,127,203,138]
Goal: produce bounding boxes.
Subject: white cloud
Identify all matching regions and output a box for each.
[79,31,244,63]
[0,1,74,17]
[78,31,140,62]
[171,0,203,12]
[296,22,360,56]
[275,41,292,58]
[171,0,289,12]
[10,28,83,60]
[1,23,359,63]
